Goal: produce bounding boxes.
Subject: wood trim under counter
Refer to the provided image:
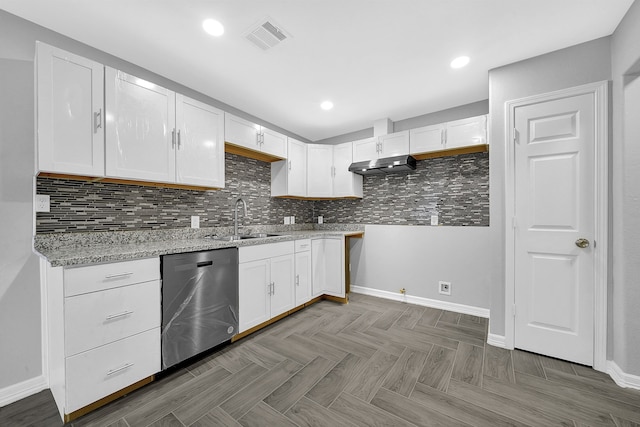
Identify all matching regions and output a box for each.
[37,173,223,192]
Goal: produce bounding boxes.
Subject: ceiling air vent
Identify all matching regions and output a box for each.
[245,18,290,50]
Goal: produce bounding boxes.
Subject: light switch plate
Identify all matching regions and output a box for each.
[284,216,291,225]
[318,215,323,224]
[191,215,200,228]
[430,215,438,226]
[35,194,50,212]
[290,216,295,224]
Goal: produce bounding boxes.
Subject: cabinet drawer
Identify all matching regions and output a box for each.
[64,258,159,297]
[65,280,160,356]
[239,241,294,263]
[295,239,311,252]
[65,328,160,413]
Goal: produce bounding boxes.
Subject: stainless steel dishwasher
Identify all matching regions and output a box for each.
[161,247,238,370]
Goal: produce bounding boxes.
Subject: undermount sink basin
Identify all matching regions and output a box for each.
[206,233,283,242]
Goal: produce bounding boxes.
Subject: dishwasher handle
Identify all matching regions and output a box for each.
[197,261,213,268]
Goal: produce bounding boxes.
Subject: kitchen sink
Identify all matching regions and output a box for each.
[206,233,283,241]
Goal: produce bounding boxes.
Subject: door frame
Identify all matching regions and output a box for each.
[504,81,609,371]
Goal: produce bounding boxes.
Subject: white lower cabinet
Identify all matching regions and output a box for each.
[238,241,295,333]
[44,258,161,420]
[311,237,345,298]
[294,239,312,306]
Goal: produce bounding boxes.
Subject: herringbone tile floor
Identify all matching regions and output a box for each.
[3,293,640,426]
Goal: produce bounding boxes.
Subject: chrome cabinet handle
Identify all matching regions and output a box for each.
[575,238,590,248]
[106,362,134,376]
[288,160,292,171]
[177,129,182,149]
[105,310,133,321]
[172,129,176,149]
[296,274,299,286]
[271,282,275,295]
[94,109,102,133]
[104,272,133,280]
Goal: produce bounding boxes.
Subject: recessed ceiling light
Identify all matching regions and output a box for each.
[320,101,334,111]
[203,19,224,37]
[450,56,470,69]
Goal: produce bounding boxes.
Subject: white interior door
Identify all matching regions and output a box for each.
[513,92,595,366]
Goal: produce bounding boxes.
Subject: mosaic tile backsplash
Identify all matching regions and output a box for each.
[36,152,488,233]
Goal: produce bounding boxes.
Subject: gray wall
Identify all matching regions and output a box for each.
[611,0,640,376]
[0,58,42,388]
[487,37,612,338]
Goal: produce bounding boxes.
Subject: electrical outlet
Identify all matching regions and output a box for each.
[35,194,50,212]
[439,281,451,296]
[284,216,291,225]
[431,215,439,226]
[191,215,200,228]
[399,288,406,295]
[290,215,295,224]
[318,215,323,224]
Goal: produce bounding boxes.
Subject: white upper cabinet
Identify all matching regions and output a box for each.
[332,141,363,198]
[175,95,225,188]
[352,131,409,162]
[224,113,287,160]
[105,68,176,183]
[307,144,334,197]
[105,68,224,187]
[409,123,444,154]
[271,138,307,197]
[410,115,487,156]
[445,115,487,149]
[36,42,105,176]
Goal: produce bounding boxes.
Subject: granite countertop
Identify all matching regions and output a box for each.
[34,224,365,267]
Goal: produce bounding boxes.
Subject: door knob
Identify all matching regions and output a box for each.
[575,238,590,248]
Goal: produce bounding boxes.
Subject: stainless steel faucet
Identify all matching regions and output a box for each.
[234,198,247,237]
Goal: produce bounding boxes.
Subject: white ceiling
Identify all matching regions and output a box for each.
[0,0,634,141]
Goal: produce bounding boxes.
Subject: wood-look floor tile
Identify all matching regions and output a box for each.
[172,363,267,426]
[105,419,129,427]
[370,309,405,330]
[414,322,486,348]
[329,392,415,427]
[371,387,471,426]
[450,342,484,387]
[399,323,462,350]
[382,347,430,397]
[285,396,357,427]
[286,333,348,362]
[538,354,577,376]
[322,311,365,334]
[485,374,617,426]
[434,320,487,341]
[255,335,317,365]
[439,310,461,325]
[306,353,366,407]
[512,349,546,378]
[263,355,335,413]
[312,331,377,359]
[418,345,456,392]
[410,381,530,427]
[1,390,63,427]
[446,378,575,427]
[395,305,425,329]
[210,348,255,374]
[219,359,301,420]
[611,414,640,427]
[237,402,298,427]
[483,344,515,383]
[340,310,384,334]
[298,312,344,336]
[125,365,231,427]
[417,307,444,327]
[572,363,618,385]
[229,341,286,370]
[517,370,640,424]
[338,329,406,357]
[366,324,455,353]
[190,407,241,427]
[345,350,399,402]
[146,413,183,427]
[458,314,488,329]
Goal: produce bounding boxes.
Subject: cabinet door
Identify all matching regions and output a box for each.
[352,137,379,162]
[287,138,307,197]
[323,237,345,297]
[238,259,271,332]
[224,113,260,151]
[311,239,325,297]
[295,250,312,306]
[379,131,409,158]
[445,115,487,149]
[175,95,225,188]
[105,68,176,182]
[332,141,362,198]
[410,124,444,154]
[270,254,295,318]
[36,42,104,176]
[307,144,333,197]
[261,127,287,159]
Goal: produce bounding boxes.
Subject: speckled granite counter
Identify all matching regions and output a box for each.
[34,224,365,267]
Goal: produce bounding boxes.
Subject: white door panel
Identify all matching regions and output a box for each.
[514,93,595,366]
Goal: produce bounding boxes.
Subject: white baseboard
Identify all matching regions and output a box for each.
[351,285,490,318]
[608,361,640,390]
[487,333,507,348]
[0,375,47,407]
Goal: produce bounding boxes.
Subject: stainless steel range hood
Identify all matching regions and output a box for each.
[348,154,417,176]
